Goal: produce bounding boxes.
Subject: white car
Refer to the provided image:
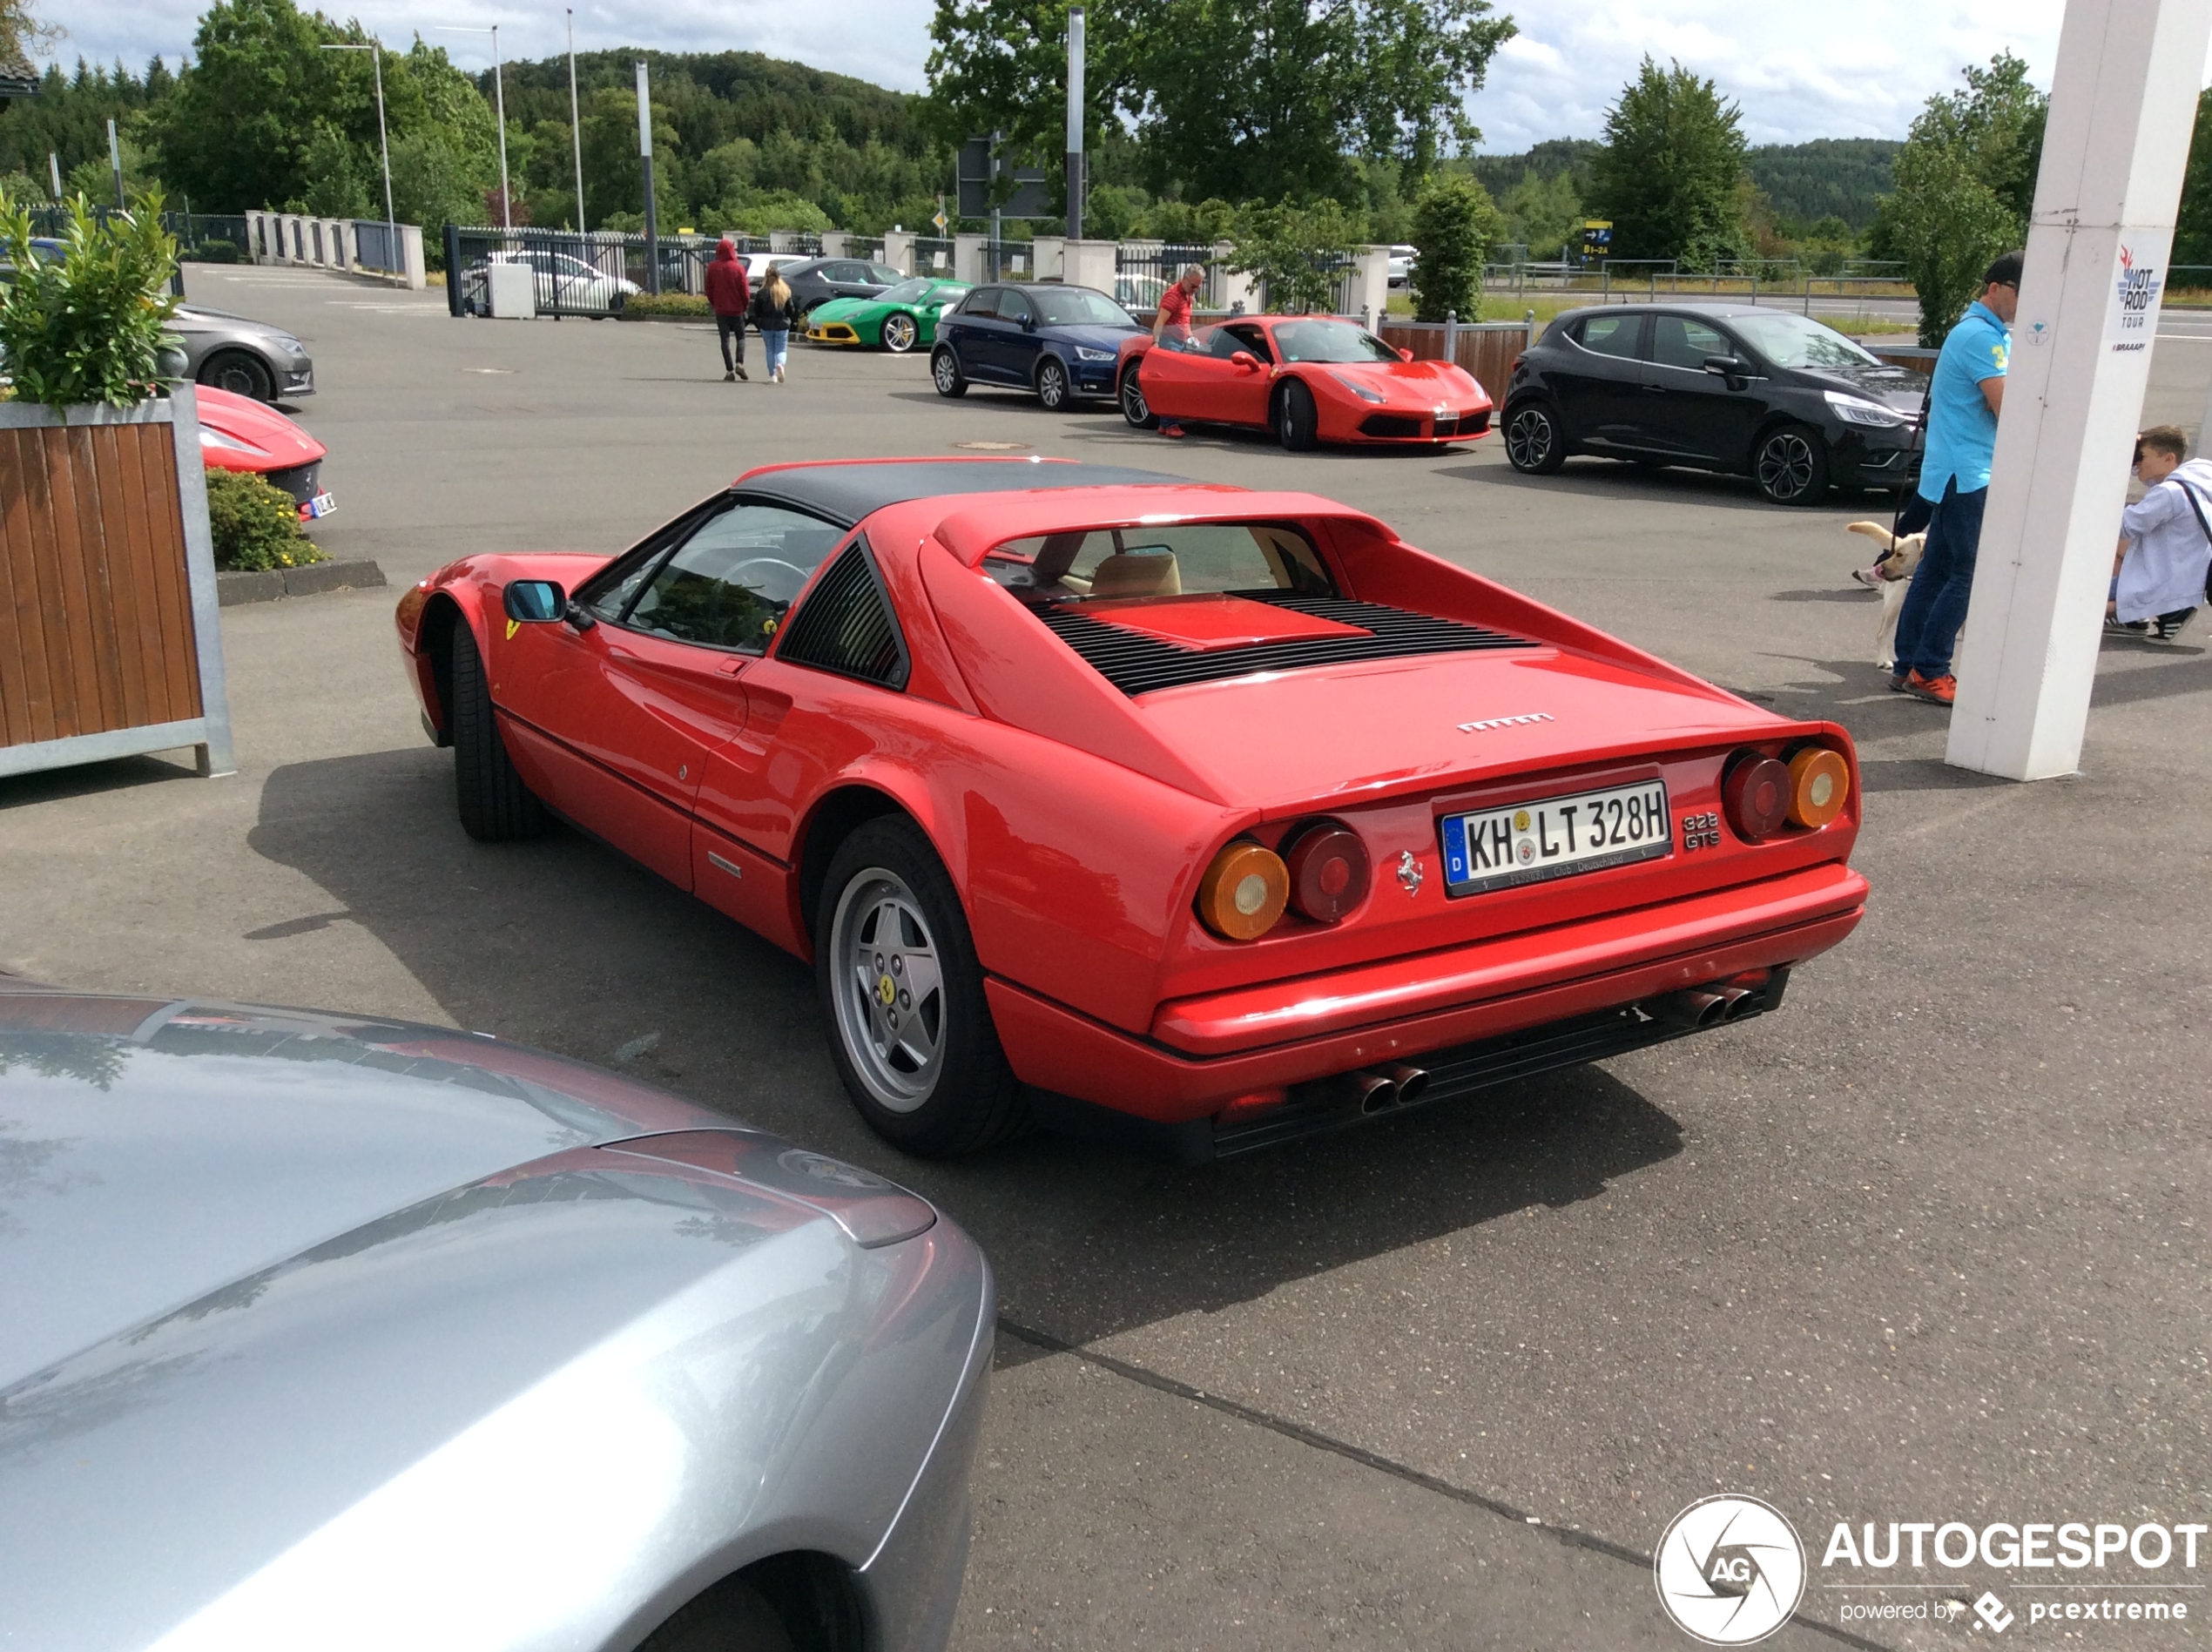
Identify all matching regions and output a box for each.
[1386,244,1417,289]
[463,249,640,315]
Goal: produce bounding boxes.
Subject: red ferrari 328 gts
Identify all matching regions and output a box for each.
[1116,315,1494,450]
[395,458,1865,1160]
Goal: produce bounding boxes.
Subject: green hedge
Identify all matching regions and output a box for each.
[206,468,326,571]
[619,292,711,319]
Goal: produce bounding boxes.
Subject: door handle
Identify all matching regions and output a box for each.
[1641,383,1665,394]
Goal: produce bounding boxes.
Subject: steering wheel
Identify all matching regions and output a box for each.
[730,557,813,605]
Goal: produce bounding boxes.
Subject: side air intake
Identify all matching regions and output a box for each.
[776,538,910,690]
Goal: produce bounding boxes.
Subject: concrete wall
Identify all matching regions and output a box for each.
[953,232,987,286]
[1031,235,1065,280]
[882,230,915,276]
[1063,239,1116,294]
[246,210,425,289]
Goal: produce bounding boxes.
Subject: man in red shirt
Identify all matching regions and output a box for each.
[703,239,752,381]
[1152,264,1203,346]
[1150,264,1204,436]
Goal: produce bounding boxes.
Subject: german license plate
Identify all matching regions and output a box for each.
[300,490,336,520]
[1433,414,1459,436]
[1440,779,1671,895]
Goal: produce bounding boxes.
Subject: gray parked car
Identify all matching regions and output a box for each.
[170,305,317,401]
[0,984,991,1652]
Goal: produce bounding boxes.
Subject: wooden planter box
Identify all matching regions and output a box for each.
[0,390,235,779]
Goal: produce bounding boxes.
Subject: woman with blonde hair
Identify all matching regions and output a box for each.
[747,265,802,383]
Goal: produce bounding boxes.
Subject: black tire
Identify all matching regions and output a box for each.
[1120,367,1157,428]
[449,624,547,842]
[930,347,968,398]
[1277,378,1318,452]
[1504,401,1568,474]
[881,312,919,354]
[1035,354,1072,411]
[638,1579,793,1652]
[815,817,1026,1157]
[1754,423,1830,505]
[199,348,274,401]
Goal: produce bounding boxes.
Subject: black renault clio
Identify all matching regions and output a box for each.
[1500,303,1925,505]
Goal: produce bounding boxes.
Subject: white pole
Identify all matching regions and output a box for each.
[492,25,510,231]
[48,151,60,201]
[1066,6,1085,241]
[107,118,124,206]
[1946,0,2212,780]
[374,46,395,265]
[568,10,586,231]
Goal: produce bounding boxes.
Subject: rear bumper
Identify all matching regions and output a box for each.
[988,862,1865,1124]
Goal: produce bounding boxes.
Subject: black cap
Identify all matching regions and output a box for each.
[1985,250,2025,288]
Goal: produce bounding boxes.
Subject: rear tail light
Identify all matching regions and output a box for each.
[1197,841,1289,941]
[1721,752,1792,841]
[1283,822,1370,923]
[1787,746,1851,827]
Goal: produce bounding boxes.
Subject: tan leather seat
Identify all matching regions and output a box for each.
[1088,550,1182,599]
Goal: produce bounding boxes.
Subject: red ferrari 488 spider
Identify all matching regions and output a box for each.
[1116,316,1494,450]
[396,458,1865,1160]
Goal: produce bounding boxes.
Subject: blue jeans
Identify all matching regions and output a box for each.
[1892,478,1987,681]
[761,328,789,375]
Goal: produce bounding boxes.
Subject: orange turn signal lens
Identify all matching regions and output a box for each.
[1787,747,1851,828]
[1197,841,1290,941]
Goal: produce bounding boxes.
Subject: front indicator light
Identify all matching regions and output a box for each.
[1722,752,1792,841]
[1788,746,1850,827]
[1284,822,1370,923]
[1197,841,1289,941]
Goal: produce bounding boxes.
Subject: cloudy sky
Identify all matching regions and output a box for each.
[51,0,2190,151]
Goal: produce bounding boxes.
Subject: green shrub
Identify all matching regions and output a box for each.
[621,292,711,319]
[0,190,180,408]
[205,468,326,571]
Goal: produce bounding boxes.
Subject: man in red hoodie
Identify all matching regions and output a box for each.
[704,239,752,381]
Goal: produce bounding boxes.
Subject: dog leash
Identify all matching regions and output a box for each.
[1889,371,1934,547]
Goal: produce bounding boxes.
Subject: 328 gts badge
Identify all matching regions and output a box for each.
[1681,810,1722,851]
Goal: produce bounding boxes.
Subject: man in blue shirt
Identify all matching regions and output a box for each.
[1892,250,2021,705]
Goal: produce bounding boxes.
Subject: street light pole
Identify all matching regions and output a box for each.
[107,118,124,207]
[320,41,395,274]
[1065,6,1085,242]
[636,59,658,295]
[567,10,586,231]
[439,26,512,228]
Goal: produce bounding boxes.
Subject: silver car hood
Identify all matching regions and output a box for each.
[0,992,984,1652]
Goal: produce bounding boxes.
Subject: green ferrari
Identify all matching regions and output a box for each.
[804,277,972,354]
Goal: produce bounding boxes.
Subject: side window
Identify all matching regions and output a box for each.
[868,264,904,285]
[961,287,1002,319]
[1574,314,1643,360]
[622,504,849,653]
[827,261,868,282]
[1224,322,1273,361]
[998,291,1034,326]
[1650,314,1729,371]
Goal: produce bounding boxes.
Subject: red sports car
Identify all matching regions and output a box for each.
[395,458,1865,1160]
[195,385,336,523]
[1117,316,1494,450]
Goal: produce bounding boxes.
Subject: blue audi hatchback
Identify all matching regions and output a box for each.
[930,282,1142,411]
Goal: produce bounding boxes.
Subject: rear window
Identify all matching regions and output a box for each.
[982,523,1334,603]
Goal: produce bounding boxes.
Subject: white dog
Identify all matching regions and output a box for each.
[1847,520,1925,671]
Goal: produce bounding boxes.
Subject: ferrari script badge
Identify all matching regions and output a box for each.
[1396,850,1423,895]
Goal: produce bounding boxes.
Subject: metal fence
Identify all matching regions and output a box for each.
[443,225,720,317]
[981,240,1037,282]
[913,237,956,277]
[24,205,250,266]
[846,235,886,265]
[1116,243,1222,313]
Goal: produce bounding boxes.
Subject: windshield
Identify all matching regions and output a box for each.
[1730,311,1878,369]
[877,279,938,305]
[1031,287,1138,328]
[1271,320,1399,364]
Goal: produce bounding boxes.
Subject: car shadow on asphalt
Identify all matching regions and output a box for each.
[1439,461,1898,516]
[249,744,1687,1350]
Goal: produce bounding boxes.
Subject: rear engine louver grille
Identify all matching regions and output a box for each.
[1035,591,1535,697]
[777,539,910,689]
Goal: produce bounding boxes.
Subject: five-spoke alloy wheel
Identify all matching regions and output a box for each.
[1120,368,1156,428]
[880,313,918,354]
[817,817,1025,1155]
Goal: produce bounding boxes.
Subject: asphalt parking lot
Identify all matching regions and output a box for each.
[4,266,2209,1649]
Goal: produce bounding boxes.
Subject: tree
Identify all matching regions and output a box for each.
[1409,172,1501,320]
[2174,86,2212,269]
[0,0,61,77]
[1498,166,1581,260]
[925,0,1512,213]
[1871,53,2045,343]
[1587,57,1747,270]
[1224,196,1362,313]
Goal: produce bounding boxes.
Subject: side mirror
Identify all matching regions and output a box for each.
[1230,350,1260,372]
[1399,347,1414,362]
[1703,353,1751,381]
[1020,313,1037,333]
[503,580,566,624]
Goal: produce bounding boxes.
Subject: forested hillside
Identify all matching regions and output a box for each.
[1744,138,1899,230]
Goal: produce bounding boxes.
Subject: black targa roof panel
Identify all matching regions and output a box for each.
[731,460,1192,529]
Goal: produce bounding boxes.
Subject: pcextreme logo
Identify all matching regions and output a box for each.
[1654,1495,1808,1645]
